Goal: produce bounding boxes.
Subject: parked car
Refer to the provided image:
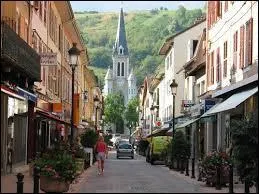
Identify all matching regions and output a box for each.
[115,138,129,148]
[116,143,134,159]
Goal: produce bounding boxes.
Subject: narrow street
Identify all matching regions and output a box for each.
[77,150,208,193]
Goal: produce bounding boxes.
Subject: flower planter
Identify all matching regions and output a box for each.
[40,175,70,193]
[75,158,85,175]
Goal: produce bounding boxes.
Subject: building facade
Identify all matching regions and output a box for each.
[206,1,258,153]
[159,18,206,131]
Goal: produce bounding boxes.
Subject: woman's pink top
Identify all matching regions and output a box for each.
[96,141,106,153]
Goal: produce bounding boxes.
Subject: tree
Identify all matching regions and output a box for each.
[124,97,139,134]
[230,113,258,188]
[104,93,125,133]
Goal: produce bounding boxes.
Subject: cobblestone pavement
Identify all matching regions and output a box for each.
[75,150,219,193]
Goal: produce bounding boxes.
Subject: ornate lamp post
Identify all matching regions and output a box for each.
[170,79,178,169]
[68,43,80,145]
[169,79,178,138]
[93,95,100,132]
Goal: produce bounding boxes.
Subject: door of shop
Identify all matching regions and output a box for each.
[13,113,28,165]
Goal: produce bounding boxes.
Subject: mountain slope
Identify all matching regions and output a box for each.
[74,6,204,87]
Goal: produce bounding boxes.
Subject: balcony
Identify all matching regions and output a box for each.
[1,19,40,81]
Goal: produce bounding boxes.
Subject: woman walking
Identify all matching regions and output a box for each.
[94,135,108,175]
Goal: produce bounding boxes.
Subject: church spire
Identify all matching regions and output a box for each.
[113,7,128,55]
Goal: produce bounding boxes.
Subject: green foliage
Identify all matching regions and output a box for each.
[124,97,139,128]
[230,113,258,185]
[80,130,99,148]
[34,148,77,182]
[104,134,113,146]
[74,7,203,86]
[104,93,125,123]
[170,130,190,160]
[137,139,149,155]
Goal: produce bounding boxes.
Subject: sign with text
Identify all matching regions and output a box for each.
[182,100,194,108]
[40,53,57,66]
[203,99,216,113]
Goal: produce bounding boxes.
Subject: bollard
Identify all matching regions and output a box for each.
[177,159,180,171]
[244,180,250,193]
[185,158,189,176]
[33,166,40,194]
[180,156,184,174]
[228,164,233,193]
[16,173,24,194]
[191,158,195,178]
[215,165,222,190]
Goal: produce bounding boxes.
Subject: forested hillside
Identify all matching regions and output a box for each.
[74,6,205,87]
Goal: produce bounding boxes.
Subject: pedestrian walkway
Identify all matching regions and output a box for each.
[1,171,44,193]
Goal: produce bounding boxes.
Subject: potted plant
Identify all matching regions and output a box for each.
[34,148,77,193]
[199,151,231,186]
[73,144,87,175]
[80,130,98,163]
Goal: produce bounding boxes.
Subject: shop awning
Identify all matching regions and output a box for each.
[36,110,76,127]
[166,118,199,135]
[204,86,258,116]
[146,127,170,138]
[201,103,221,118]
[176,118,200,129]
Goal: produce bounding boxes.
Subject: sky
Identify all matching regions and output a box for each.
[70,1,205,12]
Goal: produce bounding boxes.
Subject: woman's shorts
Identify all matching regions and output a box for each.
[96,152,105,161]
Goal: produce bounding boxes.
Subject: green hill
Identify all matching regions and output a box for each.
[74,6,204,87]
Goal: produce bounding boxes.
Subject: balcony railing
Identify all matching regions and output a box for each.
[1,19,40,81]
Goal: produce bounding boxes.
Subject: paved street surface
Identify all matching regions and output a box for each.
[76,150,212,193]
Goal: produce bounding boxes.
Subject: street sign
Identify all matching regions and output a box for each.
[40,53,57,66]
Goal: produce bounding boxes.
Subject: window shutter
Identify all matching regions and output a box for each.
[248,18,253,65]
[207,53,211,85]
[224,1,228,12]
[240,25,245,68]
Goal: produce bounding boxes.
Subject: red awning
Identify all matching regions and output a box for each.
[36,110,77,128]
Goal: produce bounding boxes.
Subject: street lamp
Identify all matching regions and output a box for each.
[170,79,178,138]
[93,95,100,132]
[68,43,80,145]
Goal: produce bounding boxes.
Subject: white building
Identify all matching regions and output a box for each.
[159,19,206,128]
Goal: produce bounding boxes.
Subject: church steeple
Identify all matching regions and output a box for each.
[113,7,128,56]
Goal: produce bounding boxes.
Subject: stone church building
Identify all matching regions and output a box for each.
[103,7,137,106]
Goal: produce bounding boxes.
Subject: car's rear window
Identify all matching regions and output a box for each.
[119,144,132,149]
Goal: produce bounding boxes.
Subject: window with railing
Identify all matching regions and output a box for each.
[223,41,228,77]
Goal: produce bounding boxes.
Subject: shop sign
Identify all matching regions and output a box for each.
[182,100,194,107]
[203,99,216,113]
[40,53,57,66]
[53,103,62,113]
[17,87,37,102]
